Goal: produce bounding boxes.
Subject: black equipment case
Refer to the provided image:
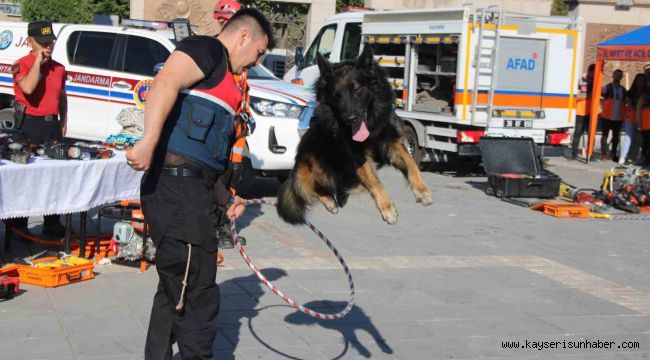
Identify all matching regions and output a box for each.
[479,137,560,198]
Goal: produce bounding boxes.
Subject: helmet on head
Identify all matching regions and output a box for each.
[214,0,242,21]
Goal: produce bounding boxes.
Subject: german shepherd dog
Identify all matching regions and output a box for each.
[277,46,433,225]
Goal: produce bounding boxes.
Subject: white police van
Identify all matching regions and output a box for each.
[0,19,315,178]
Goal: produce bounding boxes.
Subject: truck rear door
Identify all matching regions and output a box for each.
[495,37,546,110]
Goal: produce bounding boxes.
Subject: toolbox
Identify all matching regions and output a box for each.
[16,256,94,288]
[480,137,560,198]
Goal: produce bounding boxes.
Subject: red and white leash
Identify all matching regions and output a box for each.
[230,199,355,320]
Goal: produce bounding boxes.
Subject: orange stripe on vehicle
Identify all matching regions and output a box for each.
[455,93,571,109]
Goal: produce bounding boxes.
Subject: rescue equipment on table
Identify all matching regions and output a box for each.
[1,141,31,163]
[105,133,141,149]
[115,107,145,138]
[34,142,113,160]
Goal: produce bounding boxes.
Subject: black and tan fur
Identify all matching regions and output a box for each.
[277,46,432,224]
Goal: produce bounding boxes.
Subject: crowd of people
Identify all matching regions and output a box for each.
[572,63,650,166]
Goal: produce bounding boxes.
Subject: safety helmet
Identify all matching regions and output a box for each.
[214,0,242,21]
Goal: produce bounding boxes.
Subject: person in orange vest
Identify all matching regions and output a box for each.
[637,75,650,166]
[619,73,646,165]
[599,69,625,162]
[214,0,253,248]
[571,64,595,160]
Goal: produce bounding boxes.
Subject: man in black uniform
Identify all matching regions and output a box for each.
[126,8,274,360]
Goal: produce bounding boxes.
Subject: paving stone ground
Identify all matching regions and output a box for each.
[1,157,649,359]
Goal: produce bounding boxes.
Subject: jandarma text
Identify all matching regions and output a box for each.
[501,339,640,351]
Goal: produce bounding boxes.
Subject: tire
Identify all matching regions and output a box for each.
[0,107,15,130]
[402,125,422,166]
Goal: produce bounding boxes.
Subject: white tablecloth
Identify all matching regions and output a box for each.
[0,150,142,219]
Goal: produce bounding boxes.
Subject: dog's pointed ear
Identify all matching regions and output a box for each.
[357,45,374,68]
[317,52,334,77]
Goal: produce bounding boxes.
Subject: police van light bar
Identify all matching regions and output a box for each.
[122,18,168,30]
[171,18,192,42]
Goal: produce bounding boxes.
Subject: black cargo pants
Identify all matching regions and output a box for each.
[142,168,225,360]
[144,236,220,360]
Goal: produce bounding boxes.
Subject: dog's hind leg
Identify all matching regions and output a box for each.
[299,157,339,215]
[386,139,433,206]
[356,158,398,224]
[336,190,349,208]
[318,194,338,214]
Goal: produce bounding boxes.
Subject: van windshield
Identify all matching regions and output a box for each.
[247,65,278,80]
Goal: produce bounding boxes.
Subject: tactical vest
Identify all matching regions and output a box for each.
[166,69,244,173]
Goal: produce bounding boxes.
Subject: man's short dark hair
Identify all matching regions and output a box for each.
[222,8,276,50]
[587,63,595,72]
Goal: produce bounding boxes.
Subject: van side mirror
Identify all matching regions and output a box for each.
[153,63,164,76]
[294,46,305,69]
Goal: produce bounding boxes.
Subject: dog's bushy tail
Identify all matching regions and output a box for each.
[277,176,308,225]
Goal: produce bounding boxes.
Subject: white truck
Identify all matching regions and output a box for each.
[284,6,585,164]
[0,20,315,179]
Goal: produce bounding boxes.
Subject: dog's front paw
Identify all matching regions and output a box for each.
[381,205,398,225]
[416,190,433,206]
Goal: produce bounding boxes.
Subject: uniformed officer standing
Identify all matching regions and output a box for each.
[214,0,251,249]
[8,20,67,237]
[126,8,274,359]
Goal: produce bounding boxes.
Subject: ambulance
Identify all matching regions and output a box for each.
[0,19,315,178]
[284,6,585,164]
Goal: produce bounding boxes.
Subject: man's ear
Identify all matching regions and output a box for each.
[357,45,374,69]
[239,26,251,46]
[317,52,334,77]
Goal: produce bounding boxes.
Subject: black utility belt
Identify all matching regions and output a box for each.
[161,166,204,178]
[160,165,222,178]
[25,114,58,122]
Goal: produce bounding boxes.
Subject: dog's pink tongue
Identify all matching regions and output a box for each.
[352,120,369,142]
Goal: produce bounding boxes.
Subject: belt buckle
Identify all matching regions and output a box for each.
[44,115,53,122]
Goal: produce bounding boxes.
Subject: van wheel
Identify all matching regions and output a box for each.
[402,125,422,166]
[0,107,15,130]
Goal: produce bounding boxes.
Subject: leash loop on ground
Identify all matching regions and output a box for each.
[230,199,355,320]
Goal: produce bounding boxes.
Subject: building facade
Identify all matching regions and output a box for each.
[129,0,334,45]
